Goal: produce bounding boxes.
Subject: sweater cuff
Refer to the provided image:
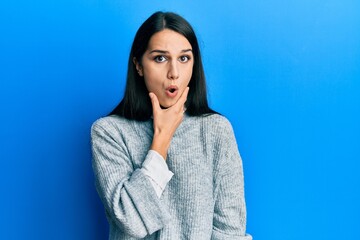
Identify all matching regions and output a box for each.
[141,150,174,197]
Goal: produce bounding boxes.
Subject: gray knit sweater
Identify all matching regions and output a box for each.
[91,113,252,240]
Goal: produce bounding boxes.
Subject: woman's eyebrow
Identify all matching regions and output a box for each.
[181,49,193,53]
[149,49,193,54]
[149,50,168,54]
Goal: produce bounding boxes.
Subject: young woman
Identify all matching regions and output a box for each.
[91,11,252,240]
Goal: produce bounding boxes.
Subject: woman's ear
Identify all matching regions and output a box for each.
[133,57,143,76]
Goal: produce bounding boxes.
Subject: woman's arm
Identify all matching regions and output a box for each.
[91,122,171,238]
[91,88,189,238]
[211,119,252,240]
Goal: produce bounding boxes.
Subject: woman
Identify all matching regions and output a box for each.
[91,11,252,239]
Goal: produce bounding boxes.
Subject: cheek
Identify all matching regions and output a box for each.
[183,65,193,83]
[143,71,162,92]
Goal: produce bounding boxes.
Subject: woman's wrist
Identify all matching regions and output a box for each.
[151,133,171,160]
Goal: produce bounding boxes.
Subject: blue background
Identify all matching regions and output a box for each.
[1,0,359,239]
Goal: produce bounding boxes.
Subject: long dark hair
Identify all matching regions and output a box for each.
[109,11,216,121]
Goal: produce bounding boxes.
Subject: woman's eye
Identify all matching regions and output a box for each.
[154,56,167,63]
[179,55,190,63]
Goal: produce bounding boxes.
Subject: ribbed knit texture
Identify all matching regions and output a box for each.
[91,113,252,240]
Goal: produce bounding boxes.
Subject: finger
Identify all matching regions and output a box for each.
[173,87,189,112]
[149,92,161,113]
[175,87,189,108]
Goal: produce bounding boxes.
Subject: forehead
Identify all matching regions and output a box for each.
[147,29,192,52]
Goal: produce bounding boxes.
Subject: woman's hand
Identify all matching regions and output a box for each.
[149,87,189,160]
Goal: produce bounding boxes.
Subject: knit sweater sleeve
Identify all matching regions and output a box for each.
[211,117,252,240]
[91,119,171,238]
[141,150,174,197]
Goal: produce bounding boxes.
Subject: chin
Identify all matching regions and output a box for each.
[160,104,172,109]
[159,101,175,109]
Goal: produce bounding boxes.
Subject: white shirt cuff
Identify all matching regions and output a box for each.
[141,150,174,198]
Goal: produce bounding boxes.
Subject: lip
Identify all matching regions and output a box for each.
[165,85,179,98]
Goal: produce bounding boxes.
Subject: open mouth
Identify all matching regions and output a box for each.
[166,85,179,97]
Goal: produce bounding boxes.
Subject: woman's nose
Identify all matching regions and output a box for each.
[167,60,179,80]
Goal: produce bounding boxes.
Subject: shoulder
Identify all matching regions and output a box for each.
[200,113,234,135]
[92,115,125,129]
[91,115,120,132]
[91,115,135,137]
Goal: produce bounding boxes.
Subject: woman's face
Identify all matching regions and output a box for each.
[136,29,194,108]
